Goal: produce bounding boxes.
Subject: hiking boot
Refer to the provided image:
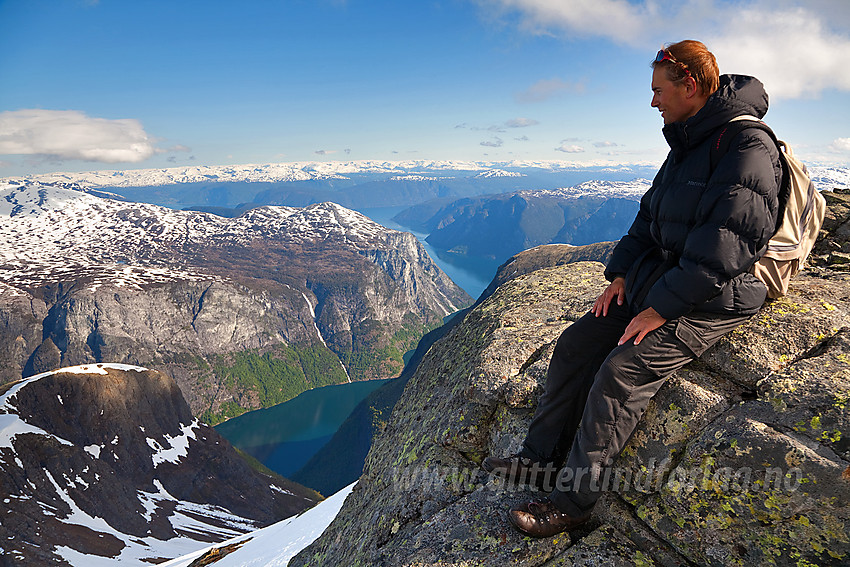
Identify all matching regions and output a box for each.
[481,454,558,490]
[508,497,591,538]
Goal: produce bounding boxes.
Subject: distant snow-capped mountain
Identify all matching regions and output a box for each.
[810,166,850,191]
[472,169,524,178]
[0,180,407,290]
[3,162,481,188]
[5,159,846,194]
[3,160,652,190]
[520,178,652,199]
[391,178,651,269]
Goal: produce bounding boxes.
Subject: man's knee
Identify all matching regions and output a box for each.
[552,313,623,359]
[589,357,634,406]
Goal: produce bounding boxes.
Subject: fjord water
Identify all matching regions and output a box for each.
[215,379,389,477]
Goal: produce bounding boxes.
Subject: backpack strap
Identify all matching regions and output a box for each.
[708,115,789,235]
[709,115,773,170]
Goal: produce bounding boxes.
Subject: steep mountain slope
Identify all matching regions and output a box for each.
[289,189,850,566]
[0,364,319,565]
[0,181,469,422]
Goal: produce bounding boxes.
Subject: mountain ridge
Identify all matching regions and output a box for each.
[7,161,849,190]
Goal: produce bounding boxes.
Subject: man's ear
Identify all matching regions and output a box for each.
[684,76,700,99]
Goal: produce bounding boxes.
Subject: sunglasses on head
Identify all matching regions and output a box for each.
[655,49,692,77]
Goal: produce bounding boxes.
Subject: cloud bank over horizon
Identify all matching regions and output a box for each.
[0,110,160,164]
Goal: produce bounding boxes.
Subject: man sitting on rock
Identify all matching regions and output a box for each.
[483,40,783,538]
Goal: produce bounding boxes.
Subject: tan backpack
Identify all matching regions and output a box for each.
[711,116,827,298]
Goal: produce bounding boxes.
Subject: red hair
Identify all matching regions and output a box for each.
[653,40,720,96]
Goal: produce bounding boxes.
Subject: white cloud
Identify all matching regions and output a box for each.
[460,118,540,134]
[505,117,539,128]
[831,138,850,152]
[515,78,586,103]
[314,149,337,155]
[594,141,619,148]
[555,143,585,153]
[481,0,850,99]
[482,0,650,45]
[708,5,850,98]
[480,137,504,147]
[0,109,159,163]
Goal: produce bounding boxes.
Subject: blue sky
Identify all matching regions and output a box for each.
[1,0,849,176]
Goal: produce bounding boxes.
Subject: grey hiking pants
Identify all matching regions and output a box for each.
[519,299,749,516]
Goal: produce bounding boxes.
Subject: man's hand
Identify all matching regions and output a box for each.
[592,277,625,317]
[618,307,667,346]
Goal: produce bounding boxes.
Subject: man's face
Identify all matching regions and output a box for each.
[651,66,693,125]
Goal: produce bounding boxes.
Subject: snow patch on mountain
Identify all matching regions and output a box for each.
[390,174,443,181]
[159,482,356,567]
[0,414,74,452]
[147,419,200,467]
[50,473,251,567]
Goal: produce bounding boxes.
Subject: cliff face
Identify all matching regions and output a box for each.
[21,278,339,418]
[0,283,47,384]
[0,364,320,565]
[0,181,470,421]
[290,190,850,566]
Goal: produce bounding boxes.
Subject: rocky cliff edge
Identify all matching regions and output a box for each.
[289,189,850,566]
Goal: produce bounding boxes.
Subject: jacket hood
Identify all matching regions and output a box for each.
[663,74,770,153]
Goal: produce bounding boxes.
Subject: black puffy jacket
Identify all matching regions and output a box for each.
[604,74,783,319]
